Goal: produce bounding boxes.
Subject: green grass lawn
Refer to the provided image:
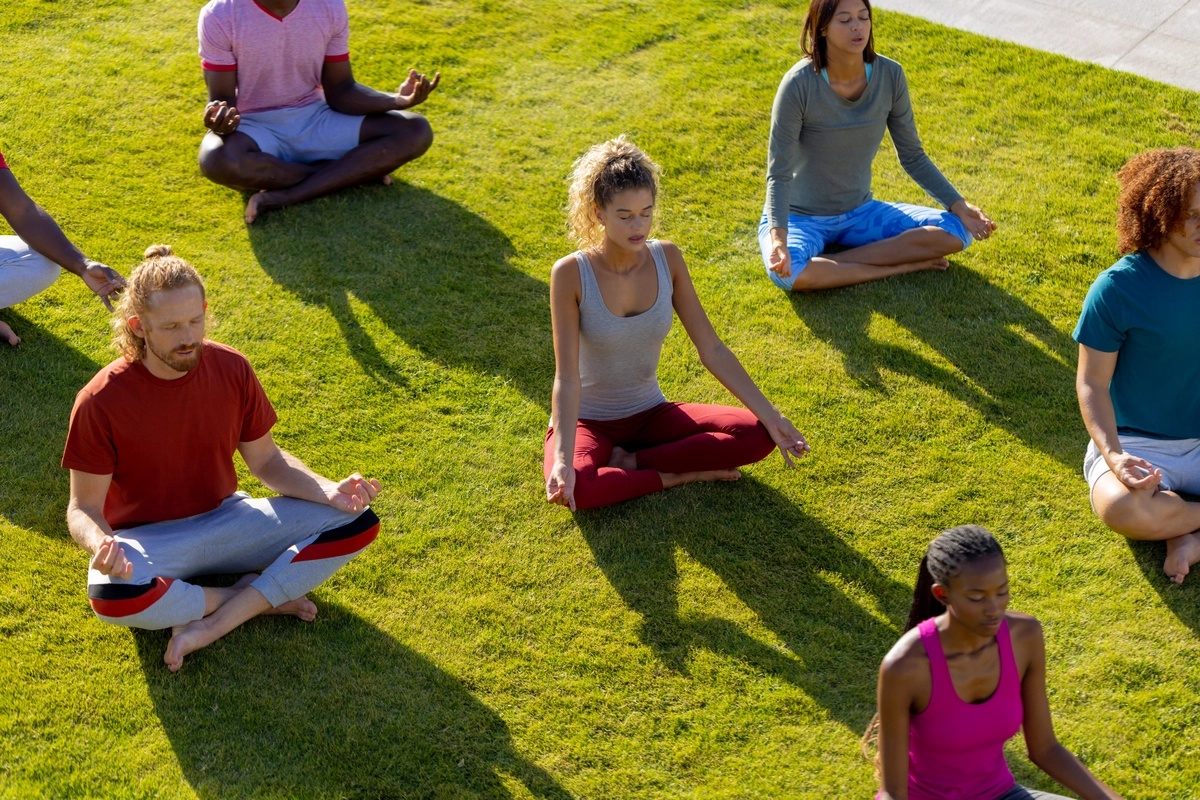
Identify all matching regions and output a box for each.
[2,1,1200,797]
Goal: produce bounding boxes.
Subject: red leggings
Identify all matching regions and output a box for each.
[543,402,776,510]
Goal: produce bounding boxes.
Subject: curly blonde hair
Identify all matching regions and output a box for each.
[113,245,207,361]
[1116,147,1200,254]
[566,135,661,247]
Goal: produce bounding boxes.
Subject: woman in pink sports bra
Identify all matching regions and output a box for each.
[866,525,1122,800]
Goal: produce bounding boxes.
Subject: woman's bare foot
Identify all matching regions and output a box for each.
[895,257,950,274]
[1164,532,1200,584]
[265,595,318,622]
[0,320,20,346]
[608,446,638,470]
[660,469,741,489]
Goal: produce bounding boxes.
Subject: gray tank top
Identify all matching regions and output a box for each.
[576,239,674,421]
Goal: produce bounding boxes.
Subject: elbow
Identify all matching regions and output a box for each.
[1025,740,1064,772]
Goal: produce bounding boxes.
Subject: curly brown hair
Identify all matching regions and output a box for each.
[1116,147,1200,254]
[113,245,207,361]
[566,135,661,247]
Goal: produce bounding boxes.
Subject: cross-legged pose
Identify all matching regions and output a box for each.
[63,246,382,672]
[1075,147,1200,584]
[867,526,1122,800]
[197,0,439,223]
[544,136,809,511]
[0,150,124,346]
[760,0,996,292]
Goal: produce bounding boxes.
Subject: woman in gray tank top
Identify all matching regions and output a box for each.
[759,0,997,292]
[544,136,810,511]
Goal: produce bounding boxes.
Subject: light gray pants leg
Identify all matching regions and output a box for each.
[0,236,60,308]
[87,493,381,630]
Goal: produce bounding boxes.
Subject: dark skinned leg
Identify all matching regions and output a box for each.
[244,111,434,223]
[198,131,318,191]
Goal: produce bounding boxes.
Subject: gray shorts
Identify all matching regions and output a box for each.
[1084,435,1200,494]
[238,100,363,163]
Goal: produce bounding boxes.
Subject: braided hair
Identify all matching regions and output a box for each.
[861,525,1005,769]
[905,524,1004,632]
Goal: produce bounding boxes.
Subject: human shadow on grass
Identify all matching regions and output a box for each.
[133,599,569,799]
[576,478,911,732]
[0,312,100,535]
[1126,495,1200,630]
[246,182,551,407]
[790,266,1078,468]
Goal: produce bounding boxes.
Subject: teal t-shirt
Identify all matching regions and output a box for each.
[1073,251,1200,439]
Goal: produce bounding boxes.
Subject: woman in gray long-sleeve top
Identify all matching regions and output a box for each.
[759,0,996,292]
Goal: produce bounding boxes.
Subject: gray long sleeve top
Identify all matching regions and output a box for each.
[764,55,962,228]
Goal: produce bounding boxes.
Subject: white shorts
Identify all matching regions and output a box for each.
[238,100,364,164]
[1084,435,1200,494]
[0,235,60,309]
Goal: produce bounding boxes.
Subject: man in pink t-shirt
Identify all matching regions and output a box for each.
[197,0,439,223]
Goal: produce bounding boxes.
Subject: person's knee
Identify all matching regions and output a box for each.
[380,114,433,165]
[88,576,178,630]
[294,507,381,564]
[198,141,242,187]
[1095,486,1174,539]
[748,423,777,462]
[788,260,822,292]
[923,225,964,255]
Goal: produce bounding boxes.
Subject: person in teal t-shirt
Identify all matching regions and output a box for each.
[1074,147,1200,584]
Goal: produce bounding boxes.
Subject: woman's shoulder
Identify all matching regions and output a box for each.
[550,252,585,294]
[872,54,903,74]
[1004,611,1044,647]
[881,624,931,679]
[780,57,819,86]
[551,252,583,275]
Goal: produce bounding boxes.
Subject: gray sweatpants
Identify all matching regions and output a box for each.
[0,236,60,309]
[87,493,380,630]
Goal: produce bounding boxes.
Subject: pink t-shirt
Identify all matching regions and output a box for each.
[198,0,351,114]
[0,151,8,169]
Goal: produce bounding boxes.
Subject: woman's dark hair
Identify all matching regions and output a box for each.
[904,524,1004,631]
[801,0,877,73]
[862,525,1005,767]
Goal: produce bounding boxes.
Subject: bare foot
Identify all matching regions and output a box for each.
[164,618,216,673]
[265,595,318,622]
[245,191,274,224]
[381,174,394,186]
[1164,533,1200,584]
[608,446,638,470]
[900,257,949,273]
[0,320,20,346]
[660,468,742,489]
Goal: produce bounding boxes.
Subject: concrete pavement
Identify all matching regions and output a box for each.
[872,0,1200,93]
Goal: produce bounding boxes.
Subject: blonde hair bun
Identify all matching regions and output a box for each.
[143,244,175,259]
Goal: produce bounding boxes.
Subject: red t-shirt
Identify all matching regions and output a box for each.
[0,151,8,169]
[62,341,277,529]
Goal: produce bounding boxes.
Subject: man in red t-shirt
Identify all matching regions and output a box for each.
[197,0,439,223]
[0,150,125,346]
[63,246,382,672]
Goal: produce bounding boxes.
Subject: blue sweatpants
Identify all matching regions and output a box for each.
[87,493,380,630]
[757,201,972,291]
